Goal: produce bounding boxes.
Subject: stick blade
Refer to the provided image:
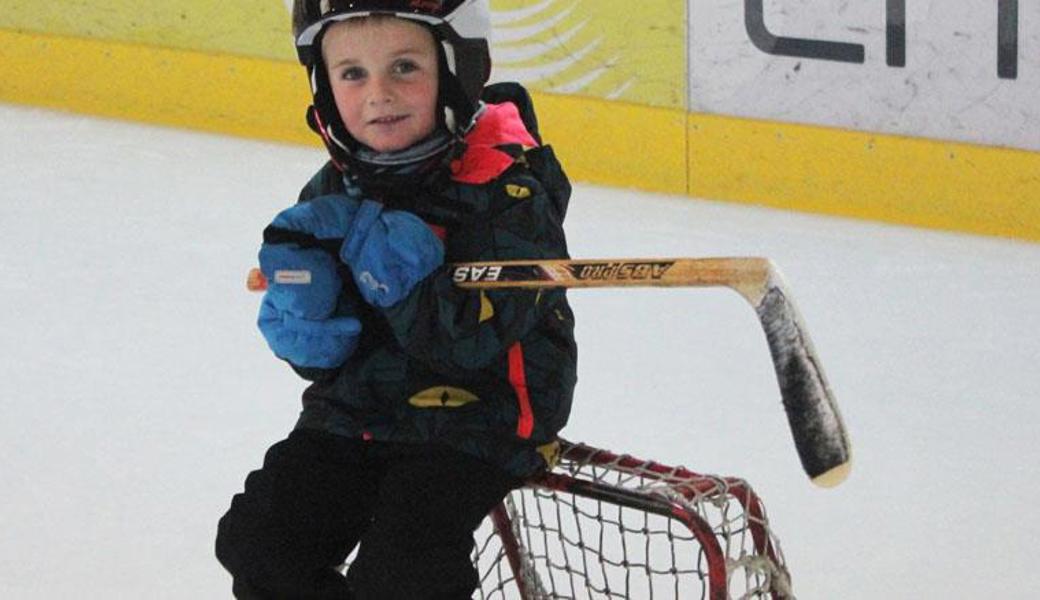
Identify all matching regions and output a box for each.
[756,275,852,487]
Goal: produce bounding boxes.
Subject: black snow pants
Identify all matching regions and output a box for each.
[215,429,520,599]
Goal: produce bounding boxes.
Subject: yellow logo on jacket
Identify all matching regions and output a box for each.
[409,387,481,408]
[537,440,562,469]
[505,183,532,199]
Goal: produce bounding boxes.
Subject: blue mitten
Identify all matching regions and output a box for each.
[257,295,361,369]
[257,195,364,369]
[340,200,445,308]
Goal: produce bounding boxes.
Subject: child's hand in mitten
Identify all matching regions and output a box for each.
[339,200,444,308]
[257,196,363,369]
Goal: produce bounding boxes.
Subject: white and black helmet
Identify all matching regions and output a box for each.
[291,0,492,174]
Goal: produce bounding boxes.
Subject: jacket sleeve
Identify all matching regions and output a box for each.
[380,151,571,372]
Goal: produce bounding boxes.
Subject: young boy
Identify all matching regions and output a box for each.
[215,1,577,598]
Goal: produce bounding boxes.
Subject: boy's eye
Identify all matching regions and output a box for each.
[392,60,420,75]
[340,66,366,81]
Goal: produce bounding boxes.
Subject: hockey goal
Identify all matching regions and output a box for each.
[471,439,794,600]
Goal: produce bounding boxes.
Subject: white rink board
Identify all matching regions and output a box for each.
[689,0,1040,151]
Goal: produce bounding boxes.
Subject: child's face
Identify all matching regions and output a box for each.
[322,18,440,154]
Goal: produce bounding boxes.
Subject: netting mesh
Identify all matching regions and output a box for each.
[472,440,794,600]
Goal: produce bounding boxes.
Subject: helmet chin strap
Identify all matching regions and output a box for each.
[305,104,348,173]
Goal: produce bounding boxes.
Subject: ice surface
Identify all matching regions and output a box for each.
[1,104,1038,598]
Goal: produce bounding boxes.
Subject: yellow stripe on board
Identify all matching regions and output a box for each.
[0,29,312,145]
[1,28,1037,242]
[533,93,688,195]
[688,114,1040,242]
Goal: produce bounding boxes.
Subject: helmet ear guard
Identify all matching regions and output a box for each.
[440,36,491,112]
[303,57,353,171]
[434,35,489,135]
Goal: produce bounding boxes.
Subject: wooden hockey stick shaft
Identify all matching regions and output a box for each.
[247,257,852,487]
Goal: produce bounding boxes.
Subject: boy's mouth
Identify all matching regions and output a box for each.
[369,115,408,126]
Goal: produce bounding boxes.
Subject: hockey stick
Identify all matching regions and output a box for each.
[247,257,851,488]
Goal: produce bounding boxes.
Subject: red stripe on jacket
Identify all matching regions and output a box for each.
[508,343,534,439]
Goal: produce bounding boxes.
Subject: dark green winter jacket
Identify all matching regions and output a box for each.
[290,83,577,477]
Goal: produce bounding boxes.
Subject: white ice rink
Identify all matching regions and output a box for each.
[2,104,1038,598]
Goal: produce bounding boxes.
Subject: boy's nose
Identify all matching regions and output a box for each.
[367,78,394,105]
